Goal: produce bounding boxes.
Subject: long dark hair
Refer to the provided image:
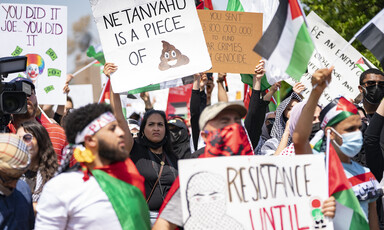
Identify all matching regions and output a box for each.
[20,121,58,194]
[138,110,174,156]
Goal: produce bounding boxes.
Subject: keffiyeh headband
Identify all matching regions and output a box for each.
[75,112,116,144]
[312,97,358,151]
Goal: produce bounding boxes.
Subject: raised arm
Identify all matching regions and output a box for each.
[244,60,270,149]
[103,63,134,155]
[293,67,333,154]
[217,73,229,102]
[190,74,202,151]
[364,98,384,181]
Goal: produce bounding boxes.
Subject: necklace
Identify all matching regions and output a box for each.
[152,152,165,166]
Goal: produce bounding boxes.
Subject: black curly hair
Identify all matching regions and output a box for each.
[64,103,113,144]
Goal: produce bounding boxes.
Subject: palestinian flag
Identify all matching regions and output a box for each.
[87,45,106,65]
[327,144,369,229]
[356,9,384,68]
[253,0,314,82]
[98,78,111,104]
[127,76,194,94]
[92,159,150,230]
[195,0,213,10]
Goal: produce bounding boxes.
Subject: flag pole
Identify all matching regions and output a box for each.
[325,129,331,196]
[72,60,98,77]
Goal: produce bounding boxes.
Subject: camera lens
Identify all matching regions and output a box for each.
[3,95,20,113]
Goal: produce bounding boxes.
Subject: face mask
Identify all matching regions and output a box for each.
[331,128,363,158]
[203,123,254,157]
[309,122,321,140]
[363,85,384,104]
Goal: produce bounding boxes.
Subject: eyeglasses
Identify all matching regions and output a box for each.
[362,81,384,87]
[22,133,33,144]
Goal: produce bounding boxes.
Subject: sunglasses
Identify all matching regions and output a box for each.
[362,81,384,87]
[22,133,33,144]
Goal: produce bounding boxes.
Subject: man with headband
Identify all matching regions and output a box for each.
[293,68,380,229]
[0,133,34,229]
[35,103,151,229]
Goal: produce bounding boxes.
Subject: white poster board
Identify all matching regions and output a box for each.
[90,0,212,93]
[68,84,94,108]
[179,155,332,230]
[0,3,67,105]
[285,11,376,107]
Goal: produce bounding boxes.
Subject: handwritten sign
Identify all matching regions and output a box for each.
[179,155,332,229]
[90,0,211,93]
[198,10,262,74]
[285,11,376,107]
[0,3,67,105]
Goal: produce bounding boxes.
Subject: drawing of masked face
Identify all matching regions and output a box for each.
[186,172,226,225]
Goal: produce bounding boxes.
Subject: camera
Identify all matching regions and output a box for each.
[0,56,31,132]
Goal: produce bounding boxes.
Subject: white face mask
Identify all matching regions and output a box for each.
[330,128,363,158]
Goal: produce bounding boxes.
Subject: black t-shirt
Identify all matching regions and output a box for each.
[130,140,178,211]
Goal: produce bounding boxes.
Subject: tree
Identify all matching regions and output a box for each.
[302,0,384,70]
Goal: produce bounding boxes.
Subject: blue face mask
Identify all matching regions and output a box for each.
[331,128,363,158]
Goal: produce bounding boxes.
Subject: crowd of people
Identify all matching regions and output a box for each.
[0,57,384,230]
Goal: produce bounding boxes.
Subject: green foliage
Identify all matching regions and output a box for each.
[302,0,384,70]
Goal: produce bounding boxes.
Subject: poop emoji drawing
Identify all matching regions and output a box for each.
[158,41,189,71]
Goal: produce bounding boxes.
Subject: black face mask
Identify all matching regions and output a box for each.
[363,85,384,104]
[309,122,321,140]
[266,124,274,136]
[265,118,275,136]
[170,128,182,143]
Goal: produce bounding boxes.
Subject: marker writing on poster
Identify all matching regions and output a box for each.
[1,5,64,46]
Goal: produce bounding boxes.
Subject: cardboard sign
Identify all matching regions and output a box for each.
[179,155,333,230]
[285,11,377,107]
[0,4,67,105]
[198,10,263,74]
[90,0,211,93]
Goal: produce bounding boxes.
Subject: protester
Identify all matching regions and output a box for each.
[168,116,191,159]
[8,77,68,165]
[35,103,150,229]
[0,133,34,229]
[261,84,303,155]
[104,62,178,225]
[17,121,58,212]
[293,67,380,229]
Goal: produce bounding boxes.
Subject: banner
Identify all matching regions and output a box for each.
[285,11,377,107]
[179,155,332,229]
[0,4,67,105]
[90,0,211,93]
[198,10,262,74]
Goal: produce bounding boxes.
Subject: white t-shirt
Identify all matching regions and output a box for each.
[35,171,122,230]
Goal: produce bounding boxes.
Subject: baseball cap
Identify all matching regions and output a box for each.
[9,77,35,89]
[0,134,30,177]
[199,102,247,130]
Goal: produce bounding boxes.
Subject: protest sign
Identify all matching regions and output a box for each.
[179,155,332,230]
[166,83,192,119]
[198,10,262,74]
[90,0,211,93]
[0,3,67,105]
[284,11,376,107]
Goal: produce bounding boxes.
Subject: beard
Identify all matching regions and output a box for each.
[13,101,37,121]
[98,139,128,163]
